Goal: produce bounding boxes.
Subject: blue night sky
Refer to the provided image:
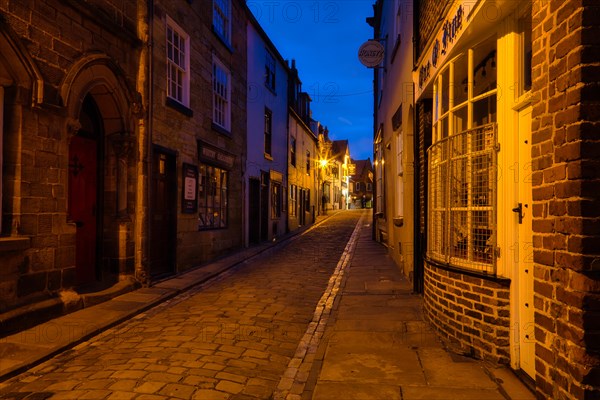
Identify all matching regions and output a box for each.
[247,0,375,161]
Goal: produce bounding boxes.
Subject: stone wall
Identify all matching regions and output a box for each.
[0,0,140,312]
[530,0,600,398]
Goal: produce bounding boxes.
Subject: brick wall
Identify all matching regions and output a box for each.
[531,0,600,398]
[423,263,511,364]
[416,0,453,58]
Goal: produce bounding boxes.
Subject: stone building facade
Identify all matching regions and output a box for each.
[149,0,247,276]
[373,0,600,397]
[0,0,143,333]
[0,0,248,334]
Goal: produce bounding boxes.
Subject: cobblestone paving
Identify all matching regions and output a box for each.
[0,211,364,400]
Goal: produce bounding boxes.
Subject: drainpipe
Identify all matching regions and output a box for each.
[135,0,154,285]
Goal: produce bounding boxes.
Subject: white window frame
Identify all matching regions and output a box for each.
[428,36,499,275]
[213,57,231,131]
[166,16,190,106]
[213,0,231,45]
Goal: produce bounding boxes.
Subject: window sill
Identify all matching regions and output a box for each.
[264,153,273,161]
[0,236,31,252]
[211,122,231,137]
[166,97,193,117]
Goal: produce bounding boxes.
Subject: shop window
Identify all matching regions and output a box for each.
[198,163,228,230]
[213,0,231,45]
[166,17,190,106]
[428,36,498,275]
[213,58,231,131]
[271,182,281,219]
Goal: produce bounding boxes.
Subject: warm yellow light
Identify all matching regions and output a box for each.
[320,159,328,168]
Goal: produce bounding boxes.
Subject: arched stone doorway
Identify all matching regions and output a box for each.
[62,55,138,290]
[68,95,103,284]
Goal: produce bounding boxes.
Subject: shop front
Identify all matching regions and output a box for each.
[415,0,534,377]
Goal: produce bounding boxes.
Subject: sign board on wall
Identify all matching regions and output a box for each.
[182,163,198,214]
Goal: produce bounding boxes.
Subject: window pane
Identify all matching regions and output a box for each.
[473,37,497,97]
[453,54,468,106]
[473,94,497,127]
[441,68,450,114]
[453,105,468,134]
[440,116,449,139]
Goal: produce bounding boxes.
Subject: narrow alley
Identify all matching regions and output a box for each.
[1,211,532,399]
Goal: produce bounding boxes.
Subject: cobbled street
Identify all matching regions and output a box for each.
[0,211,365,400]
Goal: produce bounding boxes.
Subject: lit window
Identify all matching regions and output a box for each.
[213,58,231,131]
[428,36,498,275]
[166,17,190,106]
[290,137,296,167]
[213,0,231,44]
[198,163,228,230]
[265,50,276,91]
[264,108,272,156]
[271,182,281,218]
[375,140,384,215]
[289,185,297,216]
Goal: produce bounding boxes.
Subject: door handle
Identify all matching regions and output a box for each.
[512,203,523,224]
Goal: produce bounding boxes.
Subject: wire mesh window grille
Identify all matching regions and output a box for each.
[428,123,497,274]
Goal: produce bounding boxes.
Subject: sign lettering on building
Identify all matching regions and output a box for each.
[415,3,467,94]
[198,140,235,169]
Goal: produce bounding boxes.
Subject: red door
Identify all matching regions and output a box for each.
[68,135,98,285]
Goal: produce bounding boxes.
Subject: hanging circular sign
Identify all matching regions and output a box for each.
[358,40,384,68]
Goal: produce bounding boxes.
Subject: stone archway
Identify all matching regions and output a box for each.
[61,54,138,288]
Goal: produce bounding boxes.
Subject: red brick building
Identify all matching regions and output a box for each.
[372,0,600,397]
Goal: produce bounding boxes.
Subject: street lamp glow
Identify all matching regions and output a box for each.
[319,159,328,168]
